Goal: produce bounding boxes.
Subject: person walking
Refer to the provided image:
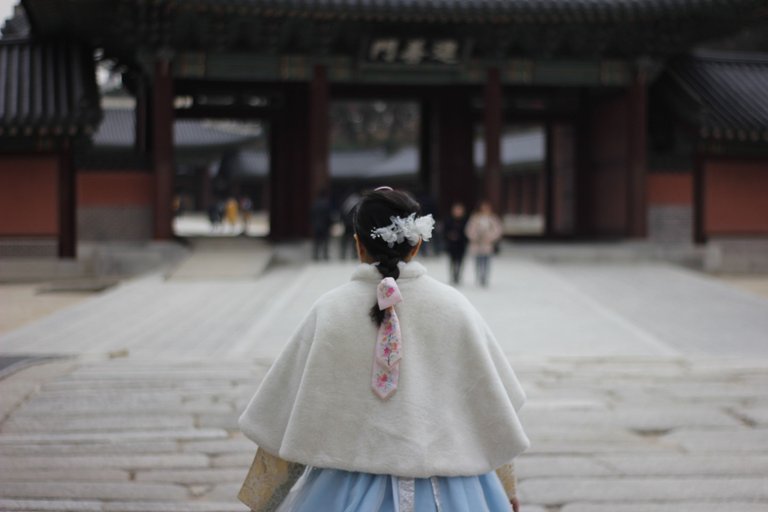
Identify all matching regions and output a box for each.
[225,196,239,233]
[310,189,333,261]
[239,196,253,236]
[443,202,469,285]
[207,199,222,232]
[237,187,528,512]
[465,200,503,287]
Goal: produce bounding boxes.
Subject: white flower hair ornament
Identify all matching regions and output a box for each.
[370,213,435,248]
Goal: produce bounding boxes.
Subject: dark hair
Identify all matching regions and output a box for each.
[353,189,422,326]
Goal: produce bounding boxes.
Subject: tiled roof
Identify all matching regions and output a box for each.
[178,0,765,21]
[666,51,768,142]
[0,39,101,138]
[21,0,764,61]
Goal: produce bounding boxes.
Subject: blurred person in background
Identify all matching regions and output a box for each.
[208,198,223,232]
[465,200,502,288]
[240,196,253,236]
[310,189,333,261]
[444,202,469,285]
[225,197,239,233]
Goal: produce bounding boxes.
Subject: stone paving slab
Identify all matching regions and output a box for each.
[167,237,272,281]
[1,357,766,510]
[2,248,768,511]
[736,405,768,425]
[516,457,616,478]
[520,406,742,431]
[0,469,129,482]
[4,255,768,360]
[596,454,768,476]
[546,263,768,357]
[0,441,179,456]
[662,428,768,452]
[0,499,247,512]
[0,482,189,501]
[0,284,93,335]
[102,502,247,512]
[0,429,228,444]
[561,504,768,512]
[135,468,248,484]
[210,453,254,469]
[519,477,768,505]
[0,499,103,511]
[0,454,210,470]
[2,414,195,433]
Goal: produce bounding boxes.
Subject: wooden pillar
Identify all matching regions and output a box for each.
[528,175,538,215]
[513,175,522,214]
[152,58,174,240]
[519,175,530,215]
[270,85,311,240]
[527,175,536,215]
[308,65,330,202]
[627,70,648,238]
[135,79,149,154]
[693,153,706,244]
[504,176,513,214]
[536,172,545,215]
[198,165,212,212]
[435,88,474,217]
[419,99,433,193]
[484,67,502,212]
[58,143,76,258]
[574,92,590,236]
[544,122,555,236]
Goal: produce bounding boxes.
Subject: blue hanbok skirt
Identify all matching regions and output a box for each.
[275,467,511,512]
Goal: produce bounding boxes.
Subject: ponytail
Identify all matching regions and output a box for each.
[354,189,421,327]
[368,253,401,324]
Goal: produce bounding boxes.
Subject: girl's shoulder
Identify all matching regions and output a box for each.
[313,278,371,308]
[405,274,481,320]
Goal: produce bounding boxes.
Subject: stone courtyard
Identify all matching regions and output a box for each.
[1,241,767,512]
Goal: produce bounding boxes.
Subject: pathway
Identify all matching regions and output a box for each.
[1,242,767,511]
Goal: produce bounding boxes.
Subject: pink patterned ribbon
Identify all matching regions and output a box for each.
[372,277,403,400]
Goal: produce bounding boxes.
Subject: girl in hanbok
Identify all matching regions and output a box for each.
[238,188,529,512]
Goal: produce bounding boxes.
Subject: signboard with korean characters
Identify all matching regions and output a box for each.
[363,37,468,67]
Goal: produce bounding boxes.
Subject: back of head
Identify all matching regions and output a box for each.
[353,188,422,325]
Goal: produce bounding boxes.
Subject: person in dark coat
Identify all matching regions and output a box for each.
[310,189,333,261]
[444,202,469,285]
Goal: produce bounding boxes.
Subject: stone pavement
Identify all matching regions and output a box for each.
[1,356,766,512]
[1,241,767,511]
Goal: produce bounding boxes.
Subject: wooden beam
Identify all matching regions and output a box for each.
[152,58,175,240]
[173,105,277,120]
[484,67,502,212]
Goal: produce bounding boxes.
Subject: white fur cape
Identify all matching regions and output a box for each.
[239,261,529,478]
